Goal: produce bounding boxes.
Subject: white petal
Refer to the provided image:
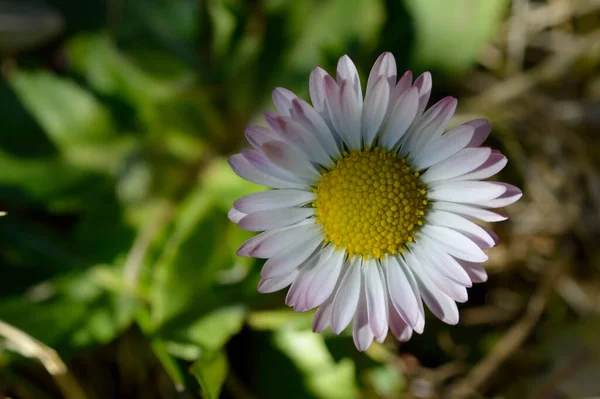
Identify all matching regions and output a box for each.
[408,97,458,160]
[234,189,315,214]
[384,256,420,329]
[413,123,475,170]
[285,246,342,311]
[374,265,390,343]
[363,259,388,338]
[362,76,390,148]
[480,225,500,247]
[336,55,363,108]
[405,251,459,325]
[353,281,374,352]
[379,86,419,149]
[258,270,299,293]
[304,248,345,310]
[338,79,362,150]
[395,255,426,333]
[331,257,362,334]
[237,220,316,258]
[420,226,488,263]
[238,207,315,232]
[431,201,507,222]
[426,210,496,249]
[245,126,279,150]
[322,74,343,136]
[413,237,472,287]
[285,248,327,310]
[366,52,397,97]
[388,300,413,341]
[472,183,522,208]
[228,154,307,189]
[228,208,246,224]
[416,276,459,325]
[421,147,492,184]
[448,150,507,182]
[290,98,341,159]
[389,71,413,107]
[309,67,329,113]
[262,141,321,182]
[411,249,468,303]
[413,72,432,117]
[242,150,310,184]
[428,181,507,204]
[261,235,323,279]
[272,87,297,116]
[265,114,333,167]
[457,260,488,283]
[312,297,334,333]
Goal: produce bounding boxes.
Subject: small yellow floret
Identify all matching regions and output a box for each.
[313,147,427,259]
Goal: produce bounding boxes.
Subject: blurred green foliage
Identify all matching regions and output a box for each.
[0,0,510,397]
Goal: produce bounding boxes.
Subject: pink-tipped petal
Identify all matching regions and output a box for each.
[272,87,297,116]
[379,86,419,149]
[261,235,323,279]
[238,207,315,232]
[228,208,246,224]
[366,52,397,96]
[290,98,341,158]
[353,281,375,352]
[421,147,492,184]
[413,72,432,116]
[385,256,420,329]
[464,119,491,148]
[363,260,388,338]
[262,141,321,182]
[336,54,363,108]
[331,257,362,334]
[431,202,507,222]
[420,226,489,263]
[228,154,306,190]
[309,67,329,113]
[245,126,280,150]
[362,76,391,147]
[258,270,299,293]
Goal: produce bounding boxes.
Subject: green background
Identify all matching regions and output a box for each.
[2,0,600,398]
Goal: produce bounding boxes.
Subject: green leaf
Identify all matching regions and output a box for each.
[174,305,246,352]
[274,330,360,399]
[404,0,508,75]
[0,82,55,157]
[247,309,314,331]
[67,33,195,107]
[206,0,238,59]
[8,71,130,171]
[285,0,384,71]
[191,351,228,399]
[366,365,405,397]
[0,148,88,208]
[0,267,135,353]
[151,338,187,392]
[114,0,202,66]
[9,70,114,147]
[150,183,231,326]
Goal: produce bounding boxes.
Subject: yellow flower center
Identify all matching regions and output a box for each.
[313,147,427,259]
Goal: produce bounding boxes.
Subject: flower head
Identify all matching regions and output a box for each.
[228,53,521,351]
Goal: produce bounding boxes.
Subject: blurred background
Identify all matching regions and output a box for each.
[0,0,599,398]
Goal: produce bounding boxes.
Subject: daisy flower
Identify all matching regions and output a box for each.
[228,53,521,351]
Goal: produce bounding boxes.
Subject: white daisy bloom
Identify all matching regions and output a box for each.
[228,53,521,351]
